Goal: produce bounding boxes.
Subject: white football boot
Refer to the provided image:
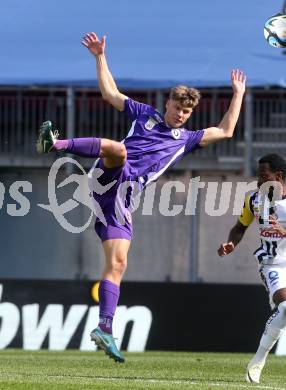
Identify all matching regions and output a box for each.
[246,358,265,384]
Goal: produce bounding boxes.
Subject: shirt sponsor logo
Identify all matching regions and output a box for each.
[145,117,158,130]
[260,229,282,238]
[171,129,181,139]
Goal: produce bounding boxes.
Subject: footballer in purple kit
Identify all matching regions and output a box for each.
[36,32,246,362]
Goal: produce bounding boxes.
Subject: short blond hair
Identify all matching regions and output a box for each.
[169,86,201,108]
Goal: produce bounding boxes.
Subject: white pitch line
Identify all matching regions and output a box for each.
[2,372,285,390]
[93,376,286,390]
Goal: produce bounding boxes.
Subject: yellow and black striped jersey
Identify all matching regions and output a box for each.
[238,190,286,265]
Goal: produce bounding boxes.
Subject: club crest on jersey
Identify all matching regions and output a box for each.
[171,129,181,139]
[145,117,158,130]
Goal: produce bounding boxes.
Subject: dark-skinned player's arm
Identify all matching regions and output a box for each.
[218,221,248,256]
[218,193,254,257]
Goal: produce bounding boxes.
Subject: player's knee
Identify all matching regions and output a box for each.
[116,143,127,161]
[117,257,128,274]
[101,139,127,162]
[111,256,128,275]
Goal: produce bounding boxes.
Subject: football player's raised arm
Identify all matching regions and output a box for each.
[199,69,246,147]
[82,32,127,111]
[96,54,128,111]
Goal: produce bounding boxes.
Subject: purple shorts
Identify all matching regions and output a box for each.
[88,159,140,242]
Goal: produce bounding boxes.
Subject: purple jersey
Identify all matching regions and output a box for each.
[123,98,204,186]
[88,98,204,241]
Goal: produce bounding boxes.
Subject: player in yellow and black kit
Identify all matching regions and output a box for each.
[218,154,286,384]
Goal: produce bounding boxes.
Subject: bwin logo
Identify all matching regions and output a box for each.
[0,284,153,352]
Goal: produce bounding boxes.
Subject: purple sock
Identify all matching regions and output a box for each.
[54,137,101,157]
[98,279,120,335]
[54,139,69,150]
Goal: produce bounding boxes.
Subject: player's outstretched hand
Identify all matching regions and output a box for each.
[231,69,246,95]
[82,32,106,56]
[218,242,235,257]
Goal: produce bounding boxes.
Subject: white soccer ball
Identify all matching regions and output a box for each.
[264,13,286,48]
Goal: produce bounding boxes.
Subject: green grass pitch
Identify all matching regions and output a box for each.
[0,350,285,389]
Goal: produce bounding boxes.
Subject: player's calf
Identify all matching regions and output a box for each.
[246,300,286,383]
[36,121,102,157]
[36,122,126,164]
